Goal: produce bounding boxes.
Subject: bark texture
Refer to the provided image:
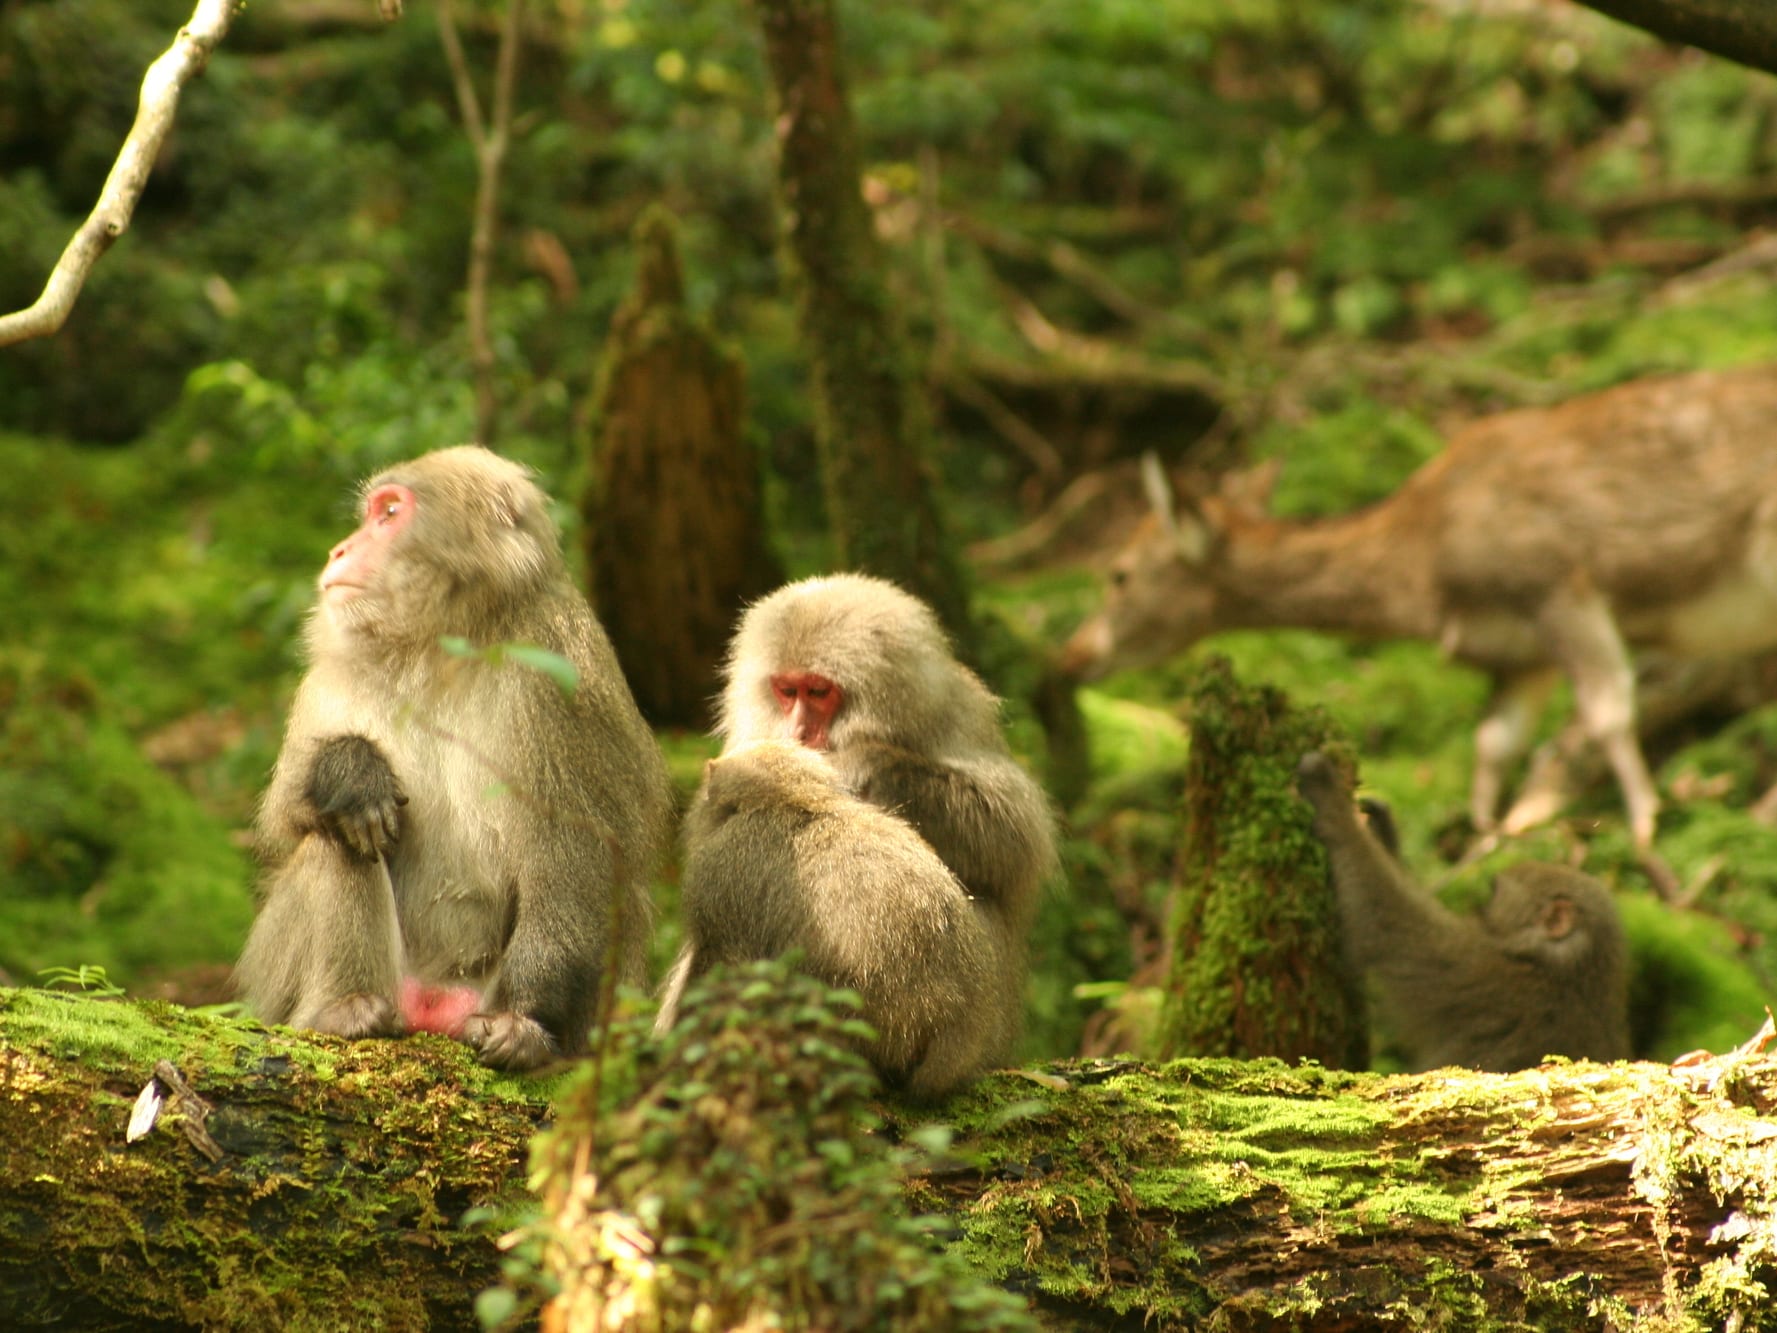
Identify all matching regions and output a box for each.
[753,0,975,649]
[583,207,781,728]
[1576,0,1777,75]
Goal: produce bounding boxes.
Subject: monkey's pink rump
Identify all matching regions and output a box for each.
[400,977,481,1037]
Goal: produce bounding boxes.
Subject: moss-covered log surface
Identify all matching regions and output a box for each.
[0,987,554,1332]
[6,988,1777,1330]
[898,1040,1777,1330]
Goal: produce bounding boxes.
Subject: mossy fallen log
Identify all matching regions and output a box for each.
[5,985,1776,1330]
[0,987,552,1331]
[898,1041,1777,1330]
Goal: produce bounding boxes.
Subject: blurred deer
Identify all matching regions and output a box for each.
[1060,363,1777,848]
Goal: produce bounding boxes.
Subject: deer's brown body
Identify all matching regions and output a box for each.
[1062,364,1777,845]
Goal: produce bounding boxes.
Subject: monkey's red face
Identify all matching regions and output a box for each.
[771,671,843,750]
[320,483,418,606]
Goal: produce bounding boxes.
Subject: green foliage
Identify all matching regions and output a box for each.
[37,964,128,997]
[439,637,581,698]
[516,960,1037,1330]
[0,649,254,986]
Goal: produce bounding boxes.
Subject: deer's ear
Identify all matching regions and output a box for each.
[1139,452,1176,530]
[1218,457,1281,517]
[1140,454,1213,565]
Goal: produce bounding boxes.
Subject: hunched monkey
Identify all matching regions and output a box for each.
[658,574,1056,1084]
[667,740,1001,1097]
[1296,751,1630,1072]
[236,445,672,1071]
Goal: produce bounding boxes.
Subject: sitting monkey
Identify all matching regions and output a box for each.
[662,740,1002,1098]
[1296,751,1630,1072]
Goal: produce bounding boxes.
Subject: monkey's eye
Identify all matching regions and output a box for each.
[805,684,831,700]
[366,486,407,526]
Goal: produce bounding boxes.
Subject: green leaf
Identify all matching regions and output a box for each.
[501,643,579,696]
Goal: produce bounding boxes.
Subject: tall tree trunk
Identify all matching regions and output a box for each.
[1575,0,1777,75]
[583,207,782,729]
[752,0,974,649]
[1160,656,1369,1068]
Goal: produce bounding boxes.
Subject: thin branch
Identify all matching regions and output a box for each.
[438,0,525,446]
[0,0,241,347]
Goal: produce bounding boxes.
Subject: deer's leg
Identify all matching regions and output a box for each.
[1472,670,1557,832]
[1526,573,1659,845]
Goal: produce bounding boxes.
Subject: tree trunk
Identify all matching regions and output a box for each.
[1574,0,1777,75]
[752,0,975,650]
[1161,656,1369,1068]
[583,206,782,729]
[6,985,1776,1331]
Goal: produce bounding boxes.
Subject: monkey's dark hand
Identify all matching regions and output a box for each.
[1295,751,1345,806]
[308,991,404,1040]
[306,735,409,860]
[463,1011,557,1072]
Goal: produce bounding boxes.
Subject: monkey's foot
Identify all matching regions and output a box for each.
[307,991,403,1040]
[462,1011,557,1072]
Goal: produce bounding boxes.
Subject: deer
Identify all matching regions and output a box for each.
[1059,362,1777,852]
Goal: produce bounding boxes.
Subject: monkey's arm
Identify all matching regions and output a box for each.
[257,671,407,862]
[831,739,1056,909]
[1295,753,1472,976]
[299,735,407,860]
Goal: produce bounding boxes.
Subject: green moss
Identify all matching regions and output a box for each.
[1,986,550,1330]
[1161,657,1366,1067]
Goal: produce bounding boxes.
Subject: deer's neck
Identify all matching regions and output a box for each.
[1217,508,1441,642]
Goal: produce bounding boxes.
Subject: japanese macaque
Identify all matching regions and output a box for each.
[236,446,672,1072]
[657,573,1057,1089]
[664,740,1001,1097]
[1296,751,1630,1073]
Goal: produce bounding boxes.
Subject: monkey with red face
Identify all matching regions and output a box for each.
[657,574,1056,1088]
[236,445,672,1072]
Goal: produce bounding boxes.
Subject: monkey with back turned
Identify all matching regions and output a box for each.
[1296,751,1630,1072]
[236,445,672,1071]
[671,739,1001,1098]
[657,573,1056,1093]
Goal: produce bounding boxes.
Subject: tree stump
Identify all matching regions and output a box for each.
[583,206,781,729]
[1161,655,1369,1068]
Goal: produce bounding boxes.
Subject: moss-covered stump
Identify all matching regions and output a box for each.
[898,1041,1777,1330]
[0,987,552,1331]
[1163,656,1368,1068]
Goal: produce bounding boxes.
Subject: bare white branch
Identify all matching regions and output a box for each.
[0,0,242,348]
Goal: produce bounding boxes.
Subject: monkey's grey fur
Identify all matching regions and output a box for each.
[659,574,1057,1093]
[1297,750,1629,1072]
[237,445,671,1071]
[663,740,1002,1097]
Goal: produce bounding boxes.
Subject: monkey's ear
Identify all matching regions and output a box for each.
[1539,895,1579,941]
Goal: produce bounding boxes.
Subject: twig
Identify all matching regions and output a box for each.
[437,0,526,446]
[0,0,241,347]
